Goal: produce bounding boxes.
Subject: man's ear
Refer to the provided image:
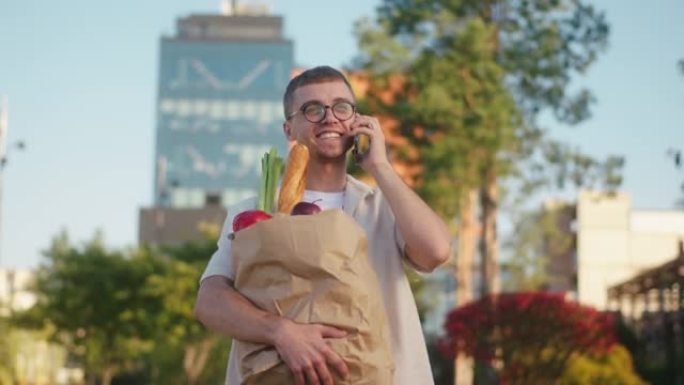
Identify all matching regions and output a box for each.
[283,121,295,141]
[283,122,296,149]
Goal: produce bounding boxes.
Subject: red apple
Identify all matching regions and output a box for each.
[232,210,272,232]
[291,201,322,216]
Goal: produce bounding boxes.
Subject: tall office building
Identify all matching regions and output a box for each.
[140,4,293,245]
[155,6,292,208]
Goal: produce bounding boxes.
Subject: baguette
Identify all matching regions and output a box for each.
[278,143,310,213]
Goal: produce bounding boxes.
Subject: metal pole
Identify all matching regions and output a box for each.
[0,96,25,267]
[0,95,8,267]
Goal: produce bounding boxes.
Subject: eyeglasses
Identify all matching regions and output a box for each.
[287,101,356,123]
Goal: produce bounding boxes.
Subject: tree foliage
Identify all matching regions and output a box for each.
[439,292,616,384]
[502,202,575,291]
[18,232,163,385]
[355,11,522,217]
[0,316,14,385]
[15,229,229,385]
[354,0,618,206]
[354,0,624,305]
[558,345,647,385]
[146,234,226,385]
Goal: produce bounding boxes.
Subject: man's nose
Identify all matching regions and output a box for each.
[320,106,340,124]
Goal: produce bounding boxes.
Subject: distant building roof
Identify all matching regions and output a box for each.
[171,14,287,43]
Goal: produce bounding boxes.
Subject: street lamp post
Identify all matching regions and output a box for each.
[0,95,26,266]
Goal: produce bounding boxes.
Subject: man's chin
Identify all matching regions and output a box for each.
[315,149,348,163]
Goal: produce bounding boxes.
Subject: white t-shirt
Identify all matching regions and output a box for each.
[201,176,435,385]
[302,190,345,211]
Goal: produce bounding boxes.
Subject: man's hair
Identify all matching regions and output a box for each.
[283,65,356,118]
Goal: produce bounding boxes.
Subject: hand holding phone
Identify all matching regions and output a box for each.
[353,133,371,163]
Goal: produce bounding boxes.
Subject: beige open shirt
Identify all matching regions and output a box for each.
[200,175,435,385]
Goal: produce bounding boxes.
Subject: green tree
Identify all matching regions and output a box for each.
[558,345,647,385]
[15,229,231,385]
[144,233,229,385]
[354,1,621,383]
[0,314,14,385]
[19,231,162,385]
[502,203,574,291]
[355,0,617,294]
[503,145,623,292]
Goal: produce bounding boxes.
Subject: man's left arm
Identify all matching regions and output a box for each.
[351,115,451,272]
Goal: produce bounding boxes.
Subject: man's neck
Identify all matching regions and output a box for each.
[305,161,347,192]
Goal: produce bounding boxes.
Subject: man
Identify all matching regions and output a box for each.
[195,66,451,385]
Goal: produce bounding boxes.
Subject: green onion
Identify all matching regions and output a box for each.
[256,147,283,213]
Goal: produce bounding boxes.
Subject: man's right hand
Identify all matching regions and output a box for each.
[271,318,350,385]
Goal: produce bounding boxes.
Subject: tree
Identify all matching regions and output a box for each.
[355,0,613,293]
[503,144,624,292]
[557,345,647,385]
[18,232,163,385]
[439,292,617,384]
[16,228,232,385]
[0,314,14,385]
[144,232,228,385]
[354,1,619,383]
[502,203,574,291]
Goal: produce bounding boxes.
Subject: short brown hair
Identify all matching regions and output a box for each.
[283,66,356,118]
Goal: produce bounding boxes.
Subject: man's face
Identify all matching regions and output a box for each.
[284,80,356,162]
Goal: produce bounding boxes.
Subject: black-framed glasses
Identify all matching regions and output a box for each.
[287,101,356,123]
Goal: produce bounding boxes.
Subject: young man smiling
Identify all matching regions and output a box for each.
[195,66,451,385]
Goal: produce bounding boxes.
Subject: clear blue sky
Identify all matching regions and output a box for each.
[1,0,682,269]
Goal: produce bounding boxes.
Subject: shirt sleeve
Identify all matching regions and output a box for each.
[200,197,256,283]
[390,202,433,274]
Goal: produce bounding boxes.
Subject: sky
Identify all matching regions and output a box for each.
[0,0,682,270]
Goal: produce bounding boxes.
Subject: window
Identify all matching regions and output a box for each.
[176,99,191,116]
[194,100,209,115]
[227,101,239,119]
[205,192,222,206]
[210,100,224,119]
[258,101,272,124]
[159,98,175,113]
[243,100,257,119]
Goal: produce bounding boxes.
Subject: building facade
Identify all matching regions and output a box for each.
[154,11,292,208]
[576,191,684,309]
[141,7,293,245]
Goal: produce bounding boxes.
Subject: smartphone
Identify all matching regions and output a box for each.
[353,133,371,162]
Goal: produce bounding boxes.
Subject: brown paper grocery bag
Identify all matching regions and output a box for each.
[231,209,394,385]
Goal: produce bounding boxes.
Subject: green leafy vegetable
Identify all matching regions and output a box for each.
[256,147,283,213]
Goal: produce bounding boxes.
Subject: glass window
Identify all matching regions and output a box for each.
[189,189,204,208]
[222,189,240,207]
[159,98,175,113]
[239,188,256,201]
[176,99,191,117]
[257,101,271,124]
[273,101,283,120]
[171,188,189,207]
[243,100,256,119]
[167,118,183,131]
[227,101,239,119]
[194,100,209,115]
[210,100,224,119]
